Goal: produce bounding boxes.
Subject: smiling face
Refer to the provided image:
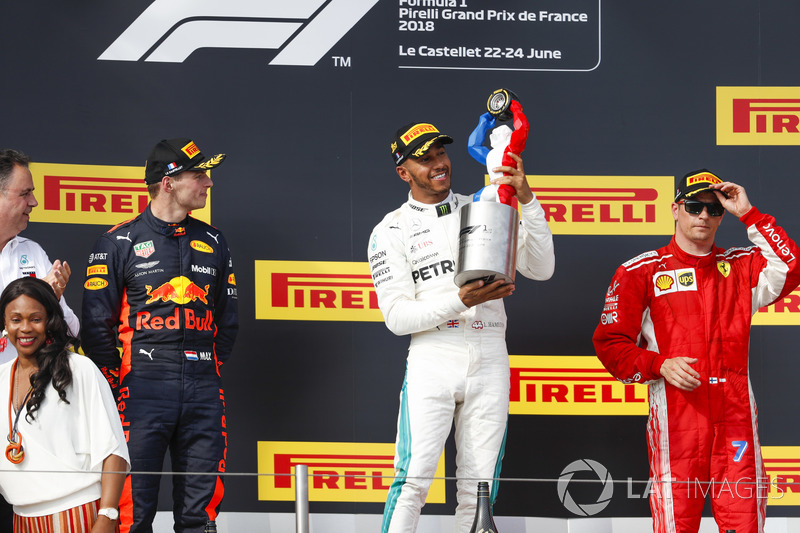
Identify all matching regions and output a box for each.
[672,190,724,254]
[3,294,48,361]
[396,142,451,204]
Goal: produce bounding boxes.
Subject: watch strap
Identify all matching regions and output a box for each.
[97,507,119,520]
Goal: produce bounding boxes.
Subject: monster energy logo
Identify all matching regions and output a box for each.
[436,203,452,217]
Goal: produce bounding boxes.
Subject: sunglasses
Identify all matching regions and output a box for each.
[679,199,724,217]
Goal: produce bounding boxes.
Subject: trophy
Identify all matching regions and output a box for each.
[454,89,529,287]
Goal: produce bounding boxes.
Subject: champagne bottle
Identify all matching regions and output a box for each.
[203,520,217,533]
[469,481,498,533]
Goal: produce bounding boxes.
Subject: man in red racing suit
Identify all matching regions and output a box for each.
[593,170,800,533]
[81,138,238,533]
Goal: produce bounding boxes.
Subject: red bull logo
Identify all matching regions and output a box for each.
[136,308,214,331]
[145,276,209,304]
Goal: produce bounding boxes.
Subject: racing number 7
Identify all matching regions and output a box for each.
[732,440,748,462]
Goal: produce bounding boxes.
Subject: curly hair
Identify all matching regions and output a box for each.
[0,277,75,422]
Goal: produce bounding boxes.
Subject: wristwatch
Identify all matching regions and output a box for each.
[97,508,119,521]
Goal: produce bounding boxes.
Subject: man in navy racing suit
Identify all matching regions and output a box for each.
[370,122,555,532]
[81,138,238,533]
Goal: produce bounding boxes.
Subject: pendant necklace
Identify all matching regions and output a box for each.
[6,359,33,464]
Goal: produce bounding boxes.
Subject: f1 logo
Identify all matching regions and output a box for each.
[99,0,379,65]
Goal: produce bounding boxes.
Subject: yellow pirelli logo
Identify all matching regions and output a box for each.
[686,172,721,187]
[717,87,800,145]
[257,441,445,503]
[181,141,200,157]
[255,260,382,322]
[86,265,108,276]
[501,175,674,235]
[29,162,211,225]
[401,123,437,145]
[509,355,648,415]
[753,288,800,325]
[762,446,800,506]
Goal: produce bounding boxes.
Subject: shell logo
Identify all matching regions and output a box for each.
[655,274,674,292]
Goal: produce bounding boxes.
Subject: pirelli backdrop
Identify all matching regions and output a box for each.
[4,0,800,523]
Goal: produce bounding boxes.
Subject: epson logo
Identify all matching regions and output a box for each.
[191,264,218,276]
[98,0,379,66]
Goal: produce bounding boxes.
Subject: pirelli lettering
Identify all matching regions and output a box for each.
[762,446,800,506]
[86,265,108,276]
[255,260,382,322]
[401,123,437,145]
[257,441,445,503]
[512,175,674,235]
[753,287,800,326]
[29,162,211,225]
[717,87,800,145]
[509,355,648,415]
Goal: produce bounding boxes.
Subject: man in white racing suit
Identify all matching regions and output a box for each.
[370,122,555,532]
[0,149,77,365]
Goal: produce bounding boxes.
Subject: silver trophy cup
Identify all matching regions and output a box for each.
[454,201,518,286]
[455,88,525,287]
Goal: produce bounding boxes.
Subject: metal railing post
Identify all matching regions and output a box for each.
[295,464,309,533]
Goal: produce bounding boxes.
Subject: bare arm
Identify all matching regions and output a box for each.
[91,453,128,533]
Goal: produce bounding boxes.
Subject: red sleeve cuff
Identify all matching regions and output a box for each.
[739,206,760,225]
[649,354,668,380]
